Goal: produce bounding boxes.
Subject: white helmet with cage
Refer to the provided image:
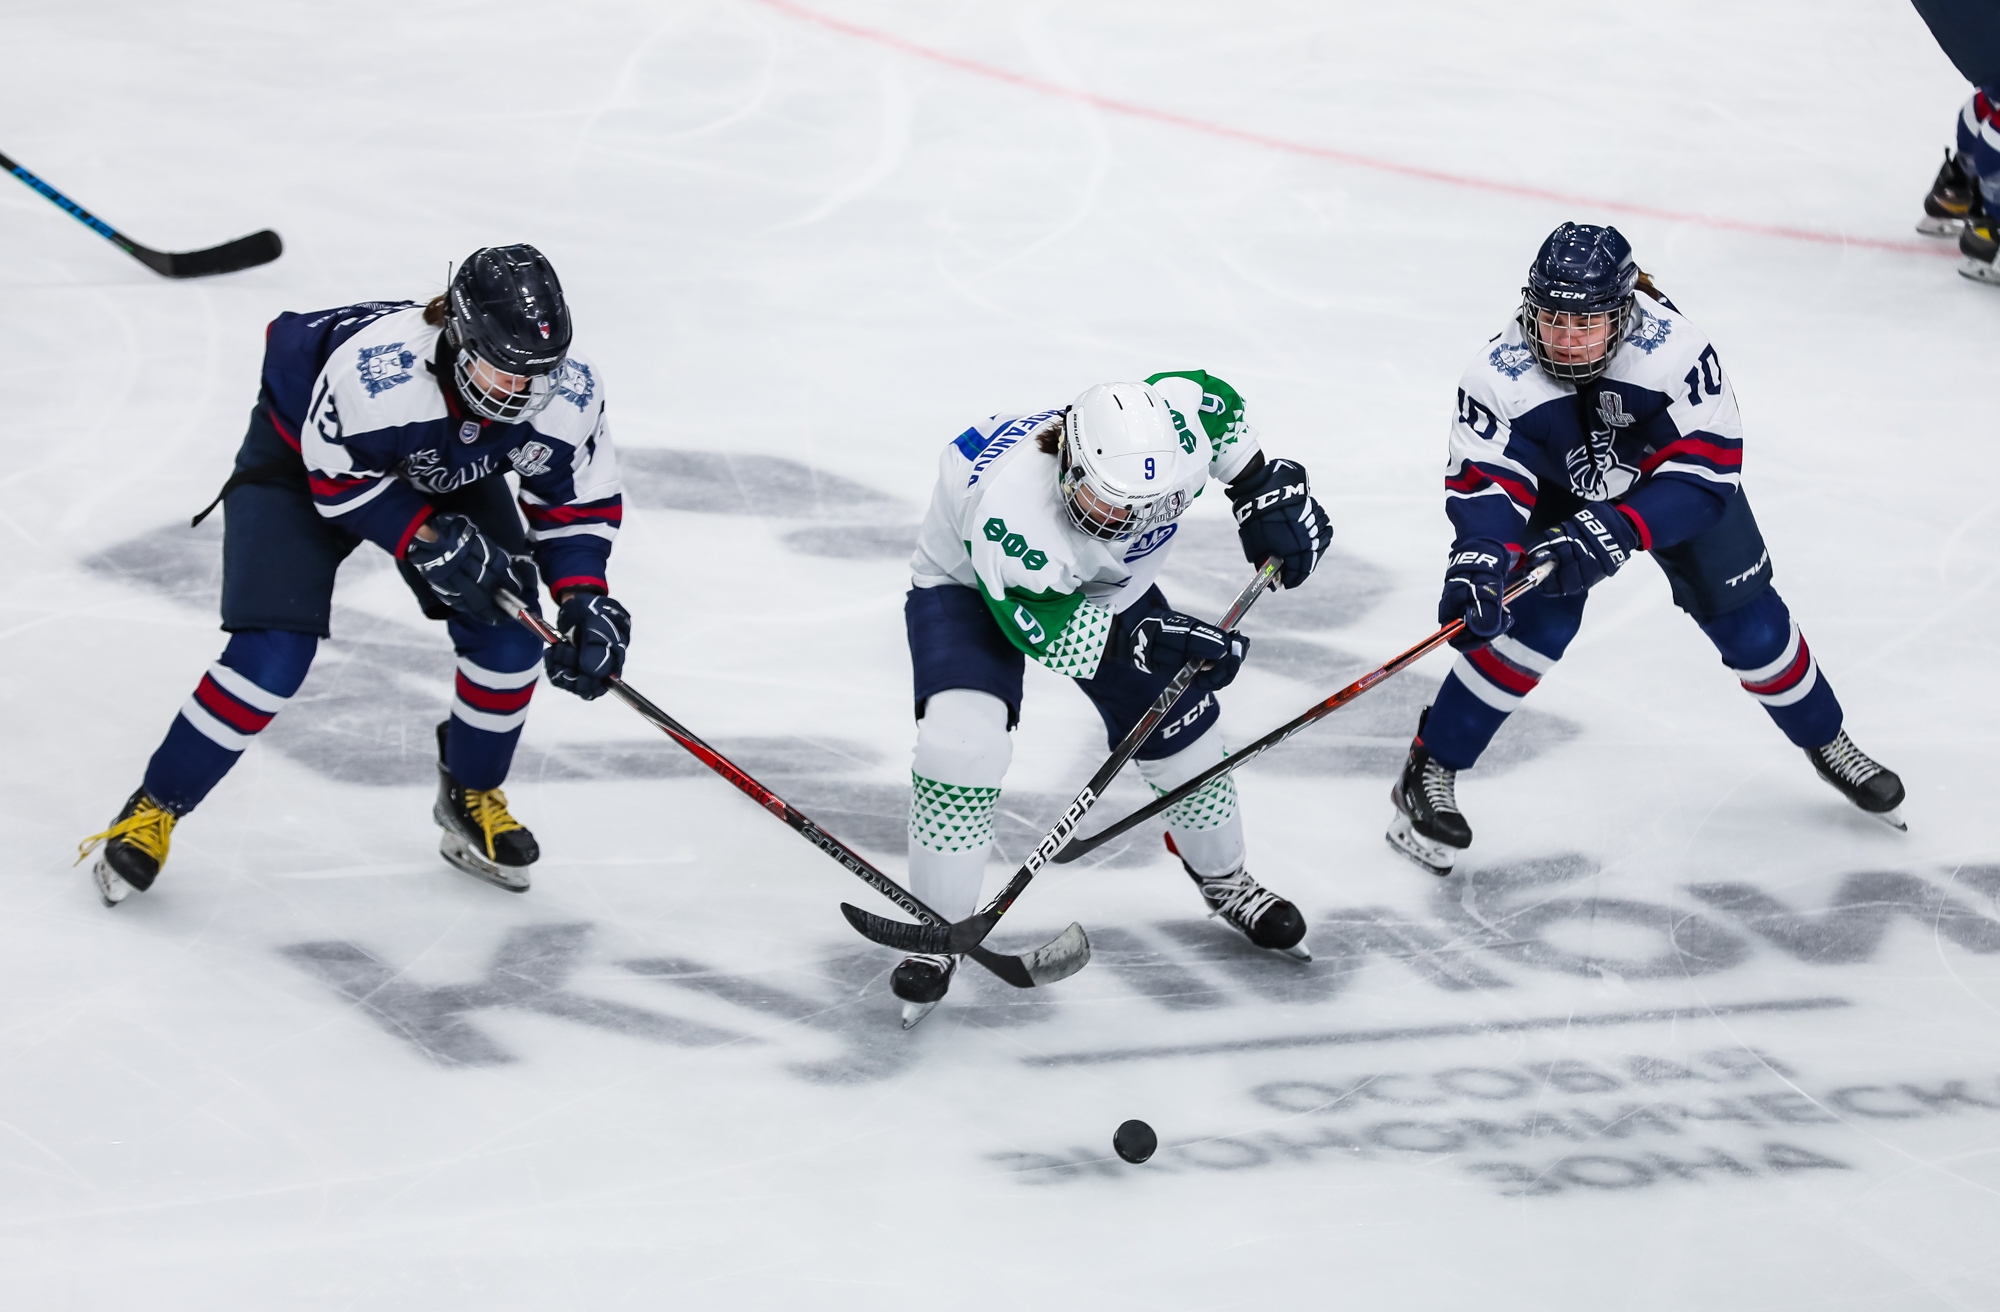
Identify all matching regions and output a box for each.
[1057,382,1192,542]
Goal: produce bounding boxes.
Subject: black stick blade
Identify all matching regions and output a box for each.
[132,229,283,279]
[840,903,954,954]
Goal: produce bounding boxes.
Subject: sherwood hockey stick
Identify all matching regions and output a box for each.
[1051,560,1559,863]
[841,556,1283,957]
[2,148,282,278]
[496,591,1087,989]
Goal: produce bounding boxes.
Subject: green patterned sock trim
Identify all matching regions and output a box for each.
[1037,602,1112,679]
[1152,772,1238,832]
[909,773,1002,853]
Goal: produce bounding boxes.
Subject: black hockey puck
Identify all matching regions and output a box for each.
[1113,1119,1157,1164]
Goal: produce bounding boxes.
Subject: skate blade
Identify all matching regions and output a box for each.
[438,831,531,892]
[1867,806,1908,833]
[900,999,942,1030]
[1385,813,1458,877]
[1278,942,1313,963]
[1958,258,2000,284]
[92,857,135,907]
[1916,215,1965,237]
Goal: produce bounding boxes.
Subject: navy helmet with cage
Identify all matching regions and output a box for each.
[444,244,573,423]
[1521,222,1637,384]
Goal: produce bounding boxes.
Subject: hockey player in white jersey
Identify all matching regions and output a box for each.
[78,246,631,902]
[896,373,1332,1021]
[1388,223,1905,877]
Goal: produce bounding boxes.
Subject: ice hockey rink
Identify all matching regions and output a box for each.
[4,0,1997,1305]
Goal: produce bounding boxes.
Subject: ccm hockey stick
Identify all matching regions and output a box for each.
[841,556,1283,957]
[2,148,281,278]
[1052,560,1558,863]
[497,592,1087,989]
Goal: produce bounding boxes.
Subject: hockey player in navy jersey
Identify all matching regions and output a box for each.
[78,245,631,901]
[1387,223,1905,877]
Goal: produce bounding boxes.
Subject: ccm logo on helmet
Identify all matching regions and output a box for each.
[1547,288,1586,300]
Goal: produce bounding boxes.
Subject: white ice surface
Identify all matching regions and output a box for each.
[4,1,1999,1306]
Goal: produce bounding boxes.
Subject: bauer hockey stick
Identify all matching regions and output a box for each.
[1051,559,1558,863]
[2,148,282,278]
[841,556,1283,957]
[496,591,1088,990]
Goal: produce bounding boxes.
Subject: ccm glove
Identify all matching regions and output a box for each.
[545,592,632,700]
[1439,538,1512,652]
[1226,455,1332,590]
[405,513,537,627]
[1528,502,1643,598]
[1120,609,1251,693]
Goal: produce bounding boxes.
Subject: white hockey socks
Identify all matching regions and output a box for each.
[908,690,1013,922]
[1138,726,1245,878]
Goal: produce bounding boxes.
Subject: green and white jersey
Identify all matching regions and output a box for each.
[909,370,1263,680]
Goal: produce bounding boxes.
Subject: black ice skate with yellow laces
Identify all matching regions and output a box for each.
[76,788,179,907]
[432,722,539,891]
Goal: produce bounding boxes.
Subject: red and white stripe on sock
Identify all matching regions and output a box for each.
[1732,620,1819,707]
[1448,634,1555,713]
[178,661,291,751]
[450,655,539,733]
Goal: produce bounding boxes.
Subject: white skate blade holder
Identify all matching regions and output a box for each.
[437,828,531,893]
[1959,257,2000,284]
[900,999,942,1030]
[1386,810,1460,877]
[1916,214,1965,237]
[92,857,136,907]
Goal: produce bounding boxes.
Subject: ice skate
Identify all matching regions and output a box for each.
[1918,148,1977,236]
[75,788,178,907]
[1387,711,1471,876]
[1807,729,1907,832]
[1180,858,1310,960]
[1958,213,2000,283]
[433,723,538,891]
[891,953,957,1029]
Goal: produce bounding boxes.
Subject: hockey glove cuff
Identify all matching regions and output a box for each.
[1528,502,1643,598]
[1120,610,1251,692]
[1226,455,1332,590]
[1439,538,1512,652]
[406,514,537,627]
[545,593,632,700]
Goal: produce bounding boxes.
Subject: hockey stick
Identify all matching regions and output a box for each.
[1050,560,1558,863]
[2,148,282,279]
[496,591,1087,989]
[841,556,1283,957]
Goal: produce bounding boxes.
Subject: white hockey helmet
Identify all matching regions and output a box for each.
[1057,382,1191,542]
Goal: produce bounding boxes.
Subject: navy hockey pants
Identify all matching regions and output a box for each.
[905,583,1220,760]
[1422,492,1844,772]
[141,416,543,814]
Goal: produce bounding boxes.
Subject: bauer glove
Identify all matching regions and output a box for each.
[405,513,537,627]
[1439,538,1511,652]
[1226,455,1332,590]
[1528,502,1642,598]
[545,592,632,700]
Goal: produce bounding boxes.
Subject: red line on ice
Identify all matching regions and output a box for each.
[751,0,1953,259]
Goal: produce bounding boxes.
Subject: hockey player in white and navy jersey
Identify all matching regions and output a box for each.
[1386,223,1905,877]
[893,372,1332,1025]
[79,246,632,902]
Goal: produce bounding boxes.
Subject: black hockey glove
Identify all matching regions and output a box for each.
[1226,455,1332,590]
[1120,609,1251,693]
[1528,502,1642,598]
[545,592,632,700]
[405,513,537,627]
[1439,538,1512,652]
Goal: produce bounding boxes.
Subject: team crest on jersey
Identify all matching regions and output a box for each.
[403,448,494,494]
[1121,522,1178,564]
[554,359,595,411]
[510,440,555,478]
[458,420,481,445]
[1625,307,1672,354]
[1489,341,1537,379]
[1566,392,1641,499]
[355,343,418,397]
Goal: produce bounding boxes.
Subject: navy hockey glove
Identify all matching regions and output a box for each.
[1120,610,1251,693]
[405,514,537,627]
[1226,456,1332,590]
[1528,502,1643,598]
[545,593,632,700]
[1439,538,1512,652]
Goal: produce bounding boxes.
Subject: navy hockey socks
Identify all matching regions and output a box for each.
[142,630,317,814]
[442,615,545,790]
[1699,591,1843,750]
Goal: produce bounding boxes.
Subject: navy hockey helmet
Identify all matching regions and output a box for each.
[445,244,572,423]
[1520,222,1637,385]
